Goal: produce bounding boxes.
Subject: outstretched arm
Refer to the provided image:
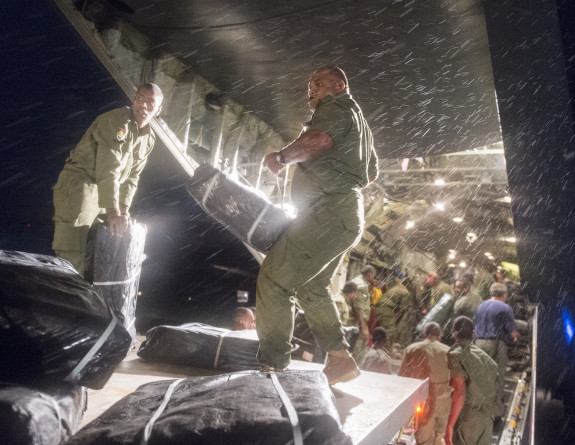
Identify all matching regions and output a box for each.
[264,129,333,173]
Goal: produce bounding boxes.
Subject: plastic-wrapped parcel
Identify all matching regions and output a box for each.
[0,380,86,445]
[65,370,352,445]
[0,250,132,389]
[87,222,146,341]
[414,293,454,339]
[186,164,293,253]
[138,323,260,371]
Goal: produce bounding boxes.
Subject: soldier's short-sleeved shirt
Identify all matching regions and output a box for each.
[62,107,155,210]
[345,274,371,324]
[360,348,393,374]
[453,291,483,320]
[400,339,450,386]
[447,340,497,413]
[290,93,378,210]
[373,283,411,330]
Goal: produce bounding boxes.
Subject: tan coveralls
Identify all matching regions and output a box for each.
[52,107,155,277]
[256,93,378,369]
[400,338,451,445]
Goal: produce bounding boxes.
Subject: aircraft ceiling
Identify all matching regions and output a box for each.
[94,0,502,158]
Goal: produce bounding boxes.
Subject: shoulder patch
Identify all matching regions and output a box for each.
[116,127,127,141]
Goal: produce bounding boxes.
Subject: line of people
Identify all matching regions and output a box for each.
[338,266,520,445]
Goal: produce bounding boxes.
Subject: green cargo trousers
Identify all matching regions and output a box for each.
[475,338,508,417]
[52,169,101,277]
[453,405,493,445]
[256,192,363,369]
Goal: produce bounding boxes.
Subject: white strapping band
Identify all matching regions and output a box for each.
[64,317,118,383]
[201,173,221,209]
[92,265,142,286]
[140,378,185,445]
[270,372,303,445]
[213,330,231,369]
[247,203,272,246]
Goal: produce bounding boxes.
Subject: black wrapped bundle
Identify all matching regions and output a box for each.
[0,380,86,445]
[0,250,132,389]
[137,323,260,371]
[65,371,352,445]
[414,293,455,339]
[186,164,293,253]
[88,222,146,341]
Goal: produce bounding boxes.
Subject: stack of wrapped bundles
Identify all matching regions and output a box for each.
[0,380,86,445]
[138,323,260,371]
[65,370,352,445]
[87,222,147,342]
[186,163,293,254]
[0,250,132,388]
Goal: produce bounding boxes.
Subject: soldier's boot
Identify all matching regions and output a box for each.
[323,349,361,385]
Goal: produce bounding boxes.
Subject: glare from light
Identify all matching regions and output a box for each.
[484,252,491,256]
[459,261,467,268]
[563,309,574,345]
[488,255,495,260]
[505,237,517,243]
[406,221,415,229]
[448,263,456,268]
[433,202,445,211]
[279,203,298,219]
[434,178,446,186]
[466,232,478,243]
[448,253,456,259]
[504,196,511,203]
[453,217,463,223]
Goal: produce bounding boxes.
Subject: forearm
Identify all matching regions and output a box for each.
[353,306,367,329]
[447,377,465,431]
[279,129,333,164]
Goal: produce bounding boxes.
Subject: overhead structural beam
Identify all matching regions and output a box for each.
[52,0,286,184]
[53,0,199,177]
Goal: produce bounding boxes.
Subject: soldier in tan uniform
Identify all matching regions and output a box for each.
[52,83,163,277]
[400,322,451,445]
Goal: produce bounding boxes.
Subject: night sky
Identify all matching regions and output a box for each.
[0,3,259,330]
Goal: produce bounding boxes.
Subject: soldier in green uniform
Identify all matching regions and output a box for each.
[372,276,413,347]
[452,275,483,319]
[445,316,498,445]
[399,322,451,445]
[52,83,163,277]
[443,275,483,344]
[260,66,378,384]
[418,272,452,316]
[343,277,371,363]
